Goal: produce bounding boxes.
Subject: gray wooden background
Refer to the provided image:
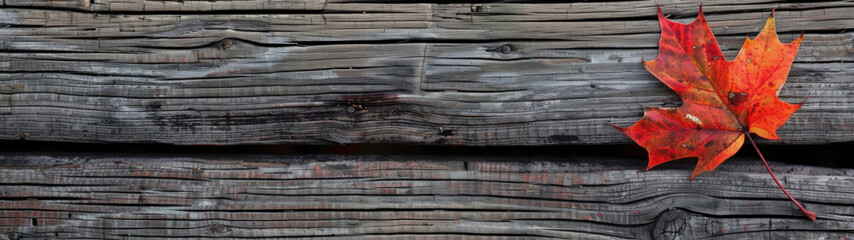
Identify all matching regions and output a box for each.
[1,0,852,145]
[1,0,853,239]
[1,153,852,239]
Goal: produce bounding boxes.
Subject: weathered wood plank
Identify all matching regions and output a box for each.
[0,153,851,239]
[1,1,853,145]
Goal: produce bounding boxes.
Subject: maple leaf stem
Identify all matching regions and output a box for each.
[744,131,817,221]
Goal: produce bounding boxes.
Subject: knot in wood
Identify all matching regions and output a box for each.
[209,223,230,234]
[500,45,513,54]
[652,208,689,240]
[5,232,21,240]
[488,44,514,54]
[220,39,233,50]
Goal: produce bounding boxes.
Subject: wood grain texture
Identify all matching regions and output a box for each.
[0,153,851,239]
[1,0,853,145]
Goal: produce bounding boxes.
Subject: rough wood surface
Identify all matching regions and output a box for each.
[0,153,851,239]
[1,0,853,145]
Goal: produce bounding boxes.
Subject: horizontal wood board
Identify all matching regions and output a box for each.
[0,153,852,239]
[1,0,853,145]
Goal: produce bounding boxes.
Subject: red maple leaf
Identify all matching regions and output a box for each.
[612,7,815,220]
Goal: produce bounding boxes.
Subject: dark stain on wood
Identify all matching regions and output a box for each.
[338,93,399,106]
[549,135,579,143]
[438,128,455,136]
